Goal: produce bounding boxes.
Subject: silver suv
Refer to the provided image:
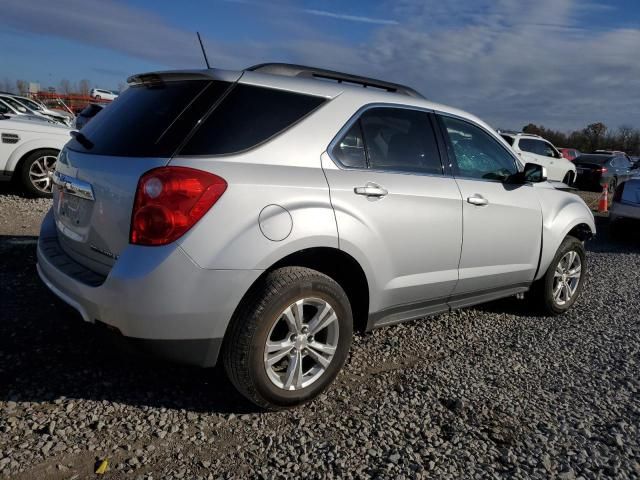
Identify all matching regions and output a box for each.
[38,64,596,409]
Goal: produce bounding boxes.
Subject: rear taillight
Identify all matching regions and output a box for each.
[598,167,608,173]
[130,167,227,246]
[613,182,625,202]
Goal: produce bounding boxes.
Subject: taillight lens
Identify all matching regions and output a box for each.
[613,182,625,202]
[130,167,227,246]
[599,167,608,173]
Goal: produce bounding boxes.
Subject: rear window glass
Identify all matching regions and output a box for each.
[575,155,609,164]
[68,80,231,157]
[180,84,326,156]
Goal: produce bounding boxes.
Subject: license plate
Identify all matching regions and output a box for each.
[58,191,82,225]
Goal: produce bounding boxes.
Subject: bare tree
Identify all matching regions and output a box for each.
[59,79,72,95]
[78,79,91,97]
[1,78,15,93]
[15,80,28,96]
[582,122,608,152]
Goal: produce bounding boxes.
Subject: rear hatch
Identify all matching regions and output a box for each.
[53,71,240,275]
[574,157,608,183]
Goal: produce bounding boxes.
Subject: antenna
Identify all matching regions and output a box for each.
[196,32,211,69]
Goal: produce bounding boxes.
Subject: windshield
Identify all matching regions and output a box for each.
[1,96,31,113]
[16,97,43,111]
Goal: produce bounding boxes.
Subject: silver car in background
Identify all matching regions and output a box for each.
[37,63,595,409]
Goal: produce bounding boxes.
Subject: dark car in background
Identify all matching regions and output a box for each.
[74,103,104,130]
[574,154,635,192]
[558,148,581,161]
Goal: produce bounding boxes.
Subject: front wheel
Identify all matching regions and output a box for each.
[529,236,586,315]
[223,267,353,410]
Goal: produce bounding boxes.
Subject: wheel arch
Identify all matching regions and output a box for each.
[5,137,66,176]
[232,247,371,333]
[536,216,595,281]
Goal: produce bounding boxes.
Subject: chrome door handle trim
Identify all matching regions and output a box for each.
[52,171,95,201]
[467,195,488,206]
[354,184,388,197]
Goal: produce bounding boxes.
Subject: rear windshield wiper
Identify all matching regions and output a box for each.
[70,130,94,150]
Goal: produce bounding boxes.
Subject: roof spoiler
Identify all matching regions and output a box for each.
[246,63,425,99]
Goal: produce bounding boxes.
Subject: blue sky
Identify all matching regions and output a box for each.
[2,0,640,131]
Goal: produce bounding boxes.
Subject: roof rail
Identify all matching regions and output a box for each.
[246,63,425,99]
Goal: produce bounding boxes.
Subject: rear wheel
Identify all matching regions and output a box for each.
[223,267,353,410]
[529,236,586,315]
[19,149,58,198]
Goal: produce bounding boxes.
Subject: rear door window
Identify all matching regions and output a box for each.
[331,107,444,175]
[180,85,326,156]
[359,108,443,175]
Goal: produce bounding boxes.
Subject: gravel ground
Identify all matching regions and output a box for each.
[1,189,639,479]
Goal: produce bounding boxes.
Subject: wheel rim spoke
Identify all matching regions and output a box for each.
[265,340,294,367]
[567,266,581,278]
[283,350,303,390]
[308,340,336,356]
[288,299,304,333]
[305,346,331,368]
[307,303,337,335]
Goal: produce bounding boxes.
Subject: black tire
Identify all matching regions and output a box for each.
[562,172,573,186]
[222,267,353,410]
[529,236,586,315]
[19,149,58,198]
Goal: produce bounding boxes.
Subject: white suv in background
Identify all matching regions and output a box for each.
[0,115,71,196]
[90,88,118,101]
[500,131,577,185]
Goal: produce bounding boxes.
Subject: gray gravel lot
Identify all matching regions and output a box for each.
[0,187,639,479]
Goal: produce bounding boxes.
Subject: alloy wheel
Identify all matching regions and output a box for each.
[28,155,56,193]
[263,297,339,391]
[552,250,582,306]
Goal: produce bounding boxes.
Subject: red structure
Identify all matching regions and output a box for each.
[32,92,112,114]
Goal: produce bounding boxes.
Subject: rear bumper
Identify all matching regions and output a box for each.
[610,201,640,221]
[37,209,262,367]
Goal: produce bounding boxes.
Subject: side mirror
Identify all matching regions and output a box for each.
[523,162,547,182]
[505,162,547,184]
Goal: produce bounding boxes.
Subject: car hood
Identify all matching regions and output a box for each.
[1,116,73,136]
